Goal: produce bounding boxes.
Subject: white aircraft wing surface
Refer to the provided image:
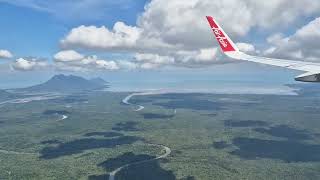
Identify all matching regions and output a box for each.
[206,16,320,82]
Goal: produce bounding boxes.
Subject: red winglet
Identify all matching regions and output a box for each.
[206,16,237,52]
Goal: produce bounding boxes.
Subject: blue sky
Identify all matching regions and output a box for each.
[0,0,319,90]
[0,3,62,57]
[0,0,147,57]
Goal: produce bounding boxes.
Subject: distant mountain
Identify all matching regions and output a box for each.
[20,74,108,93]
[90,77,108,85]
[0,89,16,100]
[0,89,11,96]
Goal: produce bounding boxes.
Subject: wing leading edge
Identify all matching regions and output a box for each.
[206,16,320,82]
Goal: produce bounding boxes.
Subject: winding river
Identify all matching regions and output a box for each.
[108,144,171,180]
[122,91,168,111]
[117,92,173,180]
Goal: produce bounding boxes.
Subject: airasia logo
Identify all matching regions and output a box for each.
[212,28,228,48]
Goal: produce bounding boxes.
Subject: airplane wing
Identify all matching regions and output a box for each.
[206,16,320,82]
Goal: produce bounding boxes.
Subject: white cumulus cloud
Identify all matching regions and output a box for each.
[62,0,320,51]
[134,53,175,65]
[4,0,319,72]
[236,43,256,53]
[61,22,142,51]
[54,50,84,62]
[265,17,320,61]
[59,0,320,68]
[0,49,13,59]
[116,60,138,70]
[133,53,175,69]
[12,58,48,71]
[54,50,120,71]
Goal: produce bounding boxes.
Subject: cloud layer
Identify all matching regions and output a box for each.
[63,0,320,50]
[59,0,320,70]
[4,0,320,72]
[265,17,320,61]
[54,50,119,71]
